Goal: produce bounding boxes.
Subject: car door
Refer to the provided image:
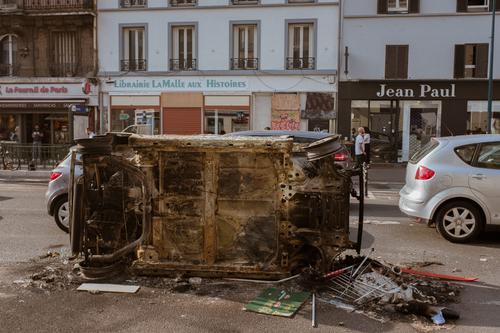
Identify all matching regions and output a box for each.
[469,141,500,225]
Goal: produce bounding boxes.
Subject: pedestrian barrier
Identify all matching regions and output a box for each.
[0,141,70,170]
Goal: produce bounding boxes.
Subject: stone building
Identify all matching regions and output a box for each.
[0,0,98,144]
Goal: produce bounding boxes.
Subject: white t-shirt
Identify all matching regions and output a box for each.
[364,133,371,144]
[355,134,365,156]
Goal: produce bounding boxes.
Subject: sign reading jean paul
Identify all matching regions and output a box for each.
[112,78,250,92]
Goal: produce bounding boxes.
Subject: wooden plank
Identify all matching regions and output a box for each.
[77,283,140,294]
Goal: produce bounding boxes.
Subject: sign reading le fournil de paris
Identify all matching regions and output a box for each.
[376,84,456,98]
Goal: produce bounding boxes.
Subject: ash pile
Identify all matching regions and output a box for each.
[300,249,463,327]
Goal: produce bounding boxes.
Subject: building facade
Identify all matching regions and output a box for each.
[0,0,98,144]
[97,0,339,135]
[339,0,500,162]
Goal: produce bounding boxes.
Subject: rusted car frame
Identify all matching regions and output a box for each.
[69,133,364,279]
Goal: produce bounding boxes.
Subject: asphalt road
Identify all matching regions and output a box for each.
[0,179,499,333]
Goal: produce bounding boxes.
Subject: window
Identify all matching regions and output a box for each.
[287,23,315,70]
[467,101,500,134]
[409,139,439,164]
[476,142,500,169]
[171,25,196,71]
[385,45,408,79]
[231,24,258,70]
[204,110,250,134]
[0,34,17,76]
[388,0,408,12]
[455,144,477,164]
[169,0,197,6]
[232,0,258,4]
[0,0,18,9]
[50,31,78,77]
[120,0,147,7]
[378,0,419,14]
[457,0,499,12]
[121,27,146,71]
[454,44,488,78]
[287,0,315,3]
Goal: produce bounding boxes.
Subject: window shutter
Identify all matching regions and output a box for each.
[456,0,467,12]
[397,45,409,79]
[454,44,465,78]
[377,0,388,14]
[385,45,398,79]
[409,0,420,13]
[475,44,489,78]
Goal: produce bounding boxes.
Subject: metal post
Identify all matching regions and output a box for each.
[487,0,496,133]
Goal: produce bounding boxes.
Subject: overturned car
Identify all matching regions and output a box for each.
[68,133,364,279]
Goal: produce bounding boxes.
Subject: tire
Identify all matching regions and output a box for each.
[53,196,70,233]
[436,200,483,243]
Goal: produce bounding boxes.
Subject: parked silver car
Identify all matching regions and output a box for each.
[399,135,500,243]
[45,151,81,233]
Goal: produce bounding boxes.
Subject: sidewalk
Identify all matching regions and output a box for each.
[0,168,51,182]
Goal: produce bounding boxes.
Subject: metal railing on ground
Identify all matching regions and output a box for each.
[0,141,70,170]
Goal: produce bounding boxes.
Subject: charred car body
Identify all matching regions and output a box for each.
[69,133,364,279]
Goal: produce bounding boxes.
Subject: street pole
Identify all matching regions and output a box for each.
[487,0,496,134]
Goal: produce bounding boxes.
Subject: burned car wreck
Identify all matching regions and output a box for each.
[69,133,364,279]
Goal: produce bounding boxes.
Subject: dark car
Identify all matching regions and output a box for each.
[225,130,353,168]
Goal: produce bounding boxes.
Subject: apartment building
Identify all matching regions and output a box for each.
[97,0,339,135]
[339,0,500,162]
[0,0,98,144]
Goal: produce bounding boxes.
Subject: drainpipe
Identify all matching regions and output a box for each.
[487,0,496,134]
[335,0,344,135]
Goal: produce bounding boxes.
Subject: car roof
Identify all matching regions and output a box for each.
[436,134,500,146]
[225,130,334,140]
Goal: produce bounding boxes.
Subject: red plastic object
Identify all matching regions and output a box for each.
[49,172,62,181]
[402,267,479,282]
[415,165,435,180]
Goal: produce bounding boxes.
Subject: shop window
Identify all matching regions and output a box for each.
[121,27,146,71]
[111,109,160,134]
[171,25,196,71]
[0,114,18,141]
[467,101,500,134]
[286,23,315,70]
[454,44,488,79]
[231,23,259,70]
[204,110,249,134]
[120,0,147,8]
[0,34,17,76]
[50,31,78,77]
[378,0,419,14]
[385,45,408,79]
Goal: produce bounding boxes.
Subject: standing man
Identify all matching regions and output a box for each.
[32,124,44,163]
[355,127,366,167]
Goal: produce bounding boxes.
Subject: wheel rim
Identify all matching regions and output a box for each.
[442,207,476,238]
[58,202,70,229]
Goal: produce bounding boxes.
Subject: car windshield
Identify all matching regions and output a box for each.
[409,139,439,164]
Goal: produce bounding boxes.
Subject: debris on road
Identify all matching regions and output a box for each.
[77,283,140,294]
[400,268,479,282]
[244,288,310,317]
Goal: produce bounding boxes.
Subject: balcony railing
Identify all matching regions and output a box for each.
[169,0,196,7]
[231,0,258,4]
[286,57,315,70]
[23,0,94,10]
[0,0,19,10]
[231,58,259,70]
[170,58,197,71]
[49,62,81,77]
[0,63,19,76]
[120,59,147,72]
[120,0,146,8]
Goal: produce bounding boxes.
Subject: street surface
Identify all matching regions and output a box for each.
[0,168,499,333]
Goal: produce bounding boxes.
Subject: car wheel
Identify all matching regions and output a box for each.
[436,201,483,243]
[54,196,69,233]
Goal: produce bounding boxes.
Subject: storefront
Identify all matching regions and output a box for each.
[0,81,98,144]
[102,75,337,135]
[338,80,500,163]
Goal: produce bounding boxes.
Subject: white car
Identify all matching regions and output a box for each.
[399,135,500,243]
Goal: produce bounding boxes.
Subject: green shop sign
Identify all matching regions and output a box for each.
[113,78,250,91]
